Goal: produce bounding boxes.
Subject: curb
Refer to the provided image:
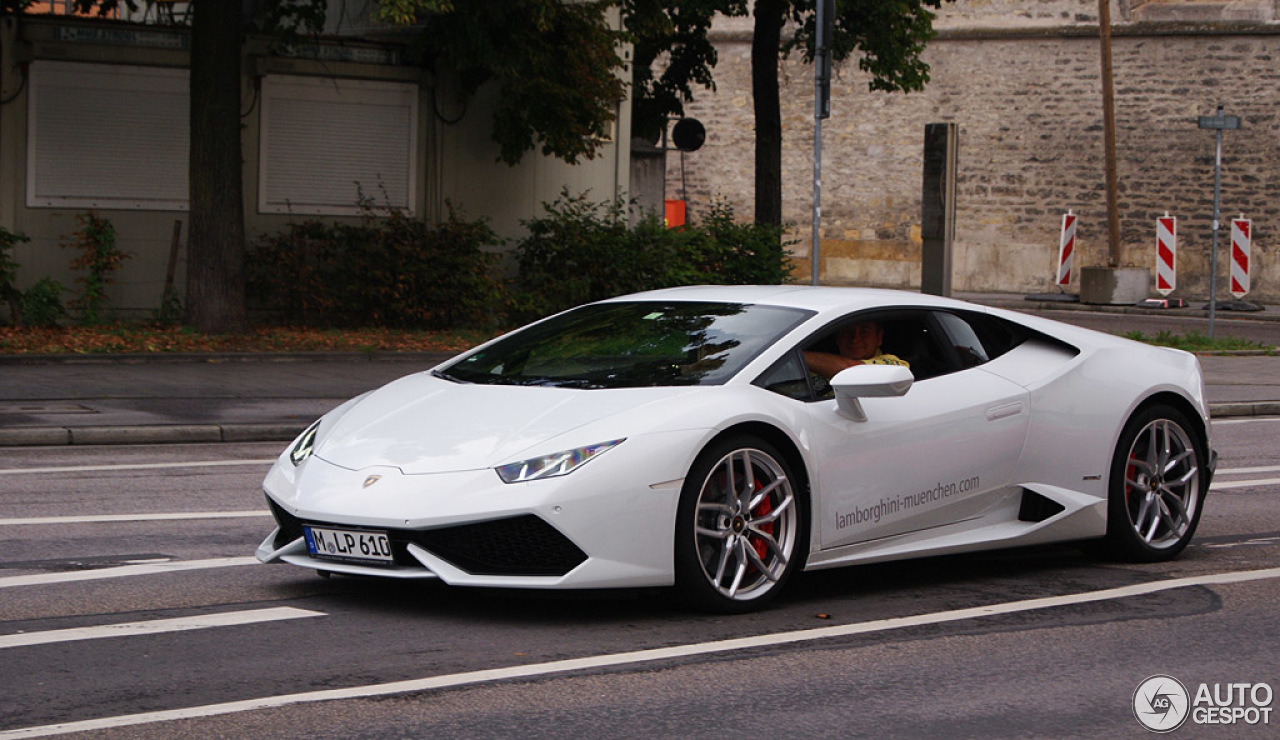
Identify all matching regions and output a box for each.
[0,351,458,367]
[1,404,1276,447]
[0,422,310,448]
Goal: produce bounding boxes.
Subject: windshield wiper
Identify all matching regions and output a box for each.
[430,369,468,384]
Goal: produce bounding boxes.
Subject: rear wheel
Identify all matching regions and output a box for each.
[675,435,807,612]
[1105,404,1207,561]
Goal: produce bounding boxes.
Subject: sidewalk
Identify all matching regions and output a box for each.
[0,295,1276,447]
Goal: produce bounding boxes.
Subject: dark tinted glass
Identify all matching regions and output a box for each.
[441,302,812,389]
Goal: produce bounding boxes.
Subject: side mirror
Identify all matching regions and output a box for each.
[830,365,914,422]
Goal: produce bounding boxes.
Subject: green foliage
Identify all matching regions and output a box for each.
[623,0,738,143]
[510,192,793,320]
[1,224,27,325]
[247,204,503,329]
[21,277,67,328]
[61,212,131,326]
[1121,330,1274,354]
[153,286,184,326]
[784,0,948,94]
[394,0,627,165]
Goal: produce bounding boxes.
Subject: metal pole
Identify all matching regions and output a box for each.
[811,0,830,286]
[1209,110,1223,340]
[812,118,822,286]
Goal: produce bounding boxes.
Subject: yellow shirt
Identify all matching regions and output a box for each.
[864,351,909,368]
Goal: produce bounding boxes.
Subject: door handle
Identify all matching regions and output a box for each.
[986,402,1024,421]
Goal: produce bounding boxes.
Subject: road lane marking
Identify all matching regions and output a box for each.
[1217,464,1280,475]
[0,607,323,650]
[0,557,258,589]
[1210,477,1280,491]
[1203,536,1280,550]
[0,511,270,526]
[3,566,1279,739]
[0,460,276,476]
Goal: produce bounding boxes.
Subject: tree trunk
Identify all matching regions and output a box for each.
[751,0,784,228]
[186,0,247,333]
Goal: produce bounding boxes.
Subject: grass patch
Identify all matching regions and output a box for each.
[0,324,496,356]
[1121,330,1274,353]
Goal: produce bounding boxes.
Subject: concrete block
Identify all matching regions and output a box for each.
[1080,267,1151,305]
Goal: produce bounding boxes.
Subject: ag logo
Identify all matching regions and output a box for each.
[1134,675,1190,733]
[363,475,382,489]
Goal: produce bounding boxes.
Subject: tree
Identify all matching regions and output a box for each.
[622,0,743,144]
[750,0,950,227]
[381,0,627,165]
[617,1,952,227]
[184,0,247,332]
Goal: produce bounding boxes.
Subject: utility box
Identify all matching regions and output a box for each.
[664,199,686,229]
[921,123,958,296]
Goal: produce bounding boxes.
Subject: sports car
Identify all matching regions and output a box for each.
[256,285,1215,612]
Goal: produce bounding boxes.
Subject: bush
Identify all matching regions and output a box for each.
[21,277,67,328]
[510,192,793,319]
[1,225,27,325]
[62,212,130,326]
[247,204,503,329]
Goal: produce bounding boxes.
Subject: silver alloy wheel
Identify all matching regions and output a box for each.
[1122,418,1201,550]
[692,448,798,601]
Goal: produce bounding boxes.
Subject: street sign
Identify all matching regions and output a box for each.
[1198,114,1241,130]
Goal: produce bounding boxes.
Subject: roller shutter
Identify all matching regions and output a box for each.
[27,60,189,210]
[259,75,417,215]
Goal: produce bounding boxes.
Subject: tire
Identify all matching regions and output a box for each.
[674,435,808,612]
[1104,404,1207,561]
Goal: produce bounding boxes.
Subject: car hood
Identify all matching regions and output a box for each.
[313,372,699,474]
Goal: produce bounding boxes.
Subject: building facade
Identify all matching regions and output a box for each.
[0,7,632,318]
[667,0,1279,301]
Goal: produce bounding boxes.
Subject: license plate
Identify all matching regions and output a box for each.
[304,525,394,565]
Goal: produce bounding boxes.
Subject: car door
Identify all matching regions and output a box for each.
[802,310,1031,551]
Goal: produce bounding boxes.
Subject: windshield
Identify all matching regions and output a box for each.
[442,301,812,389]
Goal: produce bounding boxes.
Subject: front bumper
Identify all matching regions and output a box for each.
[256,431,704,589]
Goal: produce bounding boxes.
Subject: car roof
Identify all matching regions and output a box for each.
[606,284,976,316]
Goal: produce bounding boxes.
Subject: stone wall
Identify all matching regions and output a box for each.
[667,1,1280,302]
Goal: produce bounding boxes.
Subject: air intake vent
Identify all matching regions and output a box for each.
[266,496,305,550]
[408,515,588,576]
[1018,489,1066,523]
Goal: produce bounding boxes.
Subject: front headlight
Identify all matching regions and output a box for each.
[289,420,322,466]
[495,439,625,483]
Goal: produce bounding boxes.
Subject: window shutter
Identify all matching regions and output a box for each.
[28,61,189,210]
[259,75,417,215]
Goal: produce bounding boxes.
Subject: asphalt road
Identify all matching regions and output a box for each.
[1,415,1277,738]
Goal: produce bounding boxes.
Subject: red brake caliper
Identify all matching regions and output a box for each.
[1126,453,1139,501]
[750,478,773,563]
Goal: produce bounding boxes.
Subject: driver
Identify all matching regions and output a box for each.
[804,321,909,379]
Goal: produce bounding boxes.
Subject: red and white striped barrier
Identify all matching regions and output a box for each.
[1230,217,1251,298]
[1155,214,1176,296]
[1056,211,1076,286]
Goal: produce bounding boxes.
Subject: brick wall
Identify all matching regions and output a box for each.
[666,1,1280,302]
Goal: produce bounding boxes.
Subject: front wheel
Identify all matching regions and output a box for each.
[674,435,807,612]
[1105,404,1207,561]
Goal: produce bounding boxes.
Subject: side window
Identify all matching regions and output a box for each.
[935,311,1027,369]
[753,351,813,401]
[800,312,956,389]
[935,313,989,369]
